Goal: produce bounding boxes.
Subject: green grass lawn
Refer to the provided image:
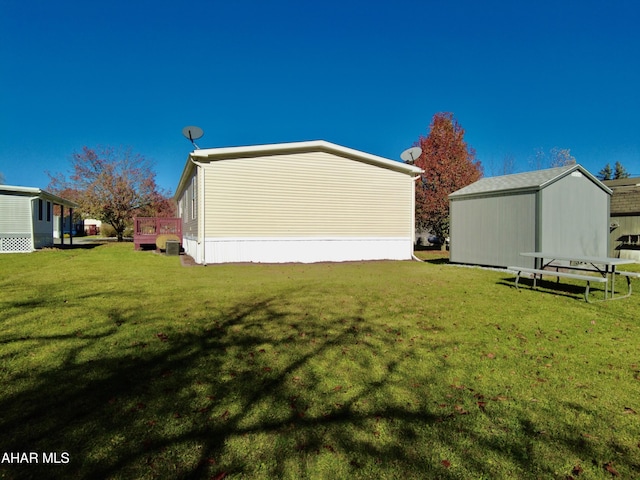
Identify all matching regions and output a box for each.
[1,243,639,479]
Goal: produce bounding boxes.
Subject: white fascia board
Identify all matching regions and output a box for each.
[190,140,424,176]
[0,185,78,208]
[540,164,613,196]
[0,185,39,194]
[174,156,196,201]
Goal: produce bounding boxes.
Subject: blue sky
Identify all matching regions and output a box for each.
[1,0,639,194]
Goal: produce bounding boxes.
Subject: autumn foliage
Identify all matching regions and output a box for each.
[48,146,174,241]
[413,113,483,240]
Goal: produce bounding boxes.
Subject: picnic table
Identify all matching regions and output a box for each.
[508,252,637,302]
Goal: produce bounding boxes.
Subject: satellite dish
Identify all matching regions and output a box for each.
[182,126,204,149]
[400,146,422,163]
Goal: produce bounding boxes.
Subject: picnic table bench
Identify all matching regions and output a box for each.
[616,270,640,296]
[508,252,637,302]
[507,266,608,303]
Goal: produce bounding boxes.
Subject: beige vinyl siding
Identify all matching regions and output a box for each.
[178,169,198,237]
[203,151,413,238]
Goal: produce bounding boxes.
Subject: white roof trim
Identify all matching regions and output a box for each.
[0,185,79,207]
[190,140,424,175]
[449,164,611,199]
[175,140,423,199]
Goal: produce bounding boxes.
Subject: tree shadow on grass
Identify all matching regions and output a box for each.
[1,291,638,479]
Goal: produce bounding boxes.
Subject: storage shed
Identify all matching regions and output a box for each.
[0,185,78,253]
[174,140,423,264]
[448,164,612,268]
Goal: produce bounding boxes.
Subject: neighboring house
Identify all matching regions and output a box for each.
[83,218,102,236]
[0,185,78,253]
[604,177,640,260]
[174,140,423,264]
[448,164,611,268]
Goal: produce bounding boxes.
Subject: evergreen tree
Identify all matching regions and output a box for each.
[613,161,630,179]
[598,163,612,181]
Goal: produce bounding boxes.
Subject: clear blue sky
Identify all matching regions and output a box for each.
[1,0,639,194]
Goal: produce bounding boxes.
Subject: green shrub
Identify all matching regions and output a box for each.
[100,224,117,238]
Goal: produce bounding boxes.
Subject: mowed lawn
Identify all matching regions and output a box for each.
[1,244,639,479]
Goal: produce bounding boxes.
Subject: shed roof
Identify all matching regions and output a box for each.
[604,177,640,215]
[176,140,423,198]
[0,185,78,208]
[449,164,611,199]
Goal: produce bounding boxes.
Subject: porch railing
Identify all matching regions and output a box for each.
[134,217,182,250]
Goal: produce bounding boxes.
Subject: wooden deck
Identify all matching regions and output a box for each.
[134,217,182,250]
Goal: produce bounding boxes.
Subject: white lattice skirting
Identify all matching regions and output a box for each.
[0,236,33,253]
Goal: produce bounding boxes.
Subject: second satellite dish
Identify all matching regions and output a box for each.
[182,126,204,149]
[400,146,422,163]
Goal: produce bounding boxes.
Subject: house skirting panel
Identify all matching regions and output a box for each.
[195,237,412,264]
[33,233,54,250]
[0,234,33,253]
[182,235,201,264]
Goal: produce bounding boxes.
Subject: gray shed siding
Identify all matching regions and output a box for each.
[449,165,610,268]
[539,172,609,257]
[450,191,537,268]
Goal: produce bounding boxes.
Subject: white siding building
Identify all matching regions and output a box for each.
[174,141,423,264]
[0,185,78,253]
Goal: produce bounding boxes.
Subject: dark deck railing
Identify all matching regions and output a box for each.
[134,217,182,250]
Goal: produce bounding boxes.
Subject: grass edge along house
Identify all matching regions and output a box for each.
[174,140,423,264]
[448,164,612,268]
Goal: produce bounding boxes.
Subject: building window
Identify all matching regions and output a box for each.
[38,199,43,221]
[47,202,51,222]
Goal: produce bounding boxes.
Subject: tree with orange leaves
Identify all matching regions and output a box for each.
[413,112,483,242]
[48,146,173,241]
